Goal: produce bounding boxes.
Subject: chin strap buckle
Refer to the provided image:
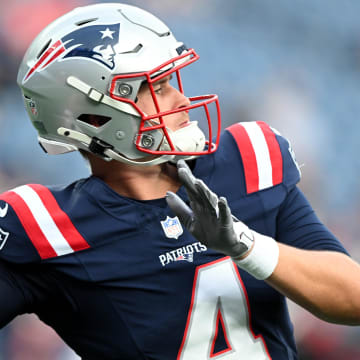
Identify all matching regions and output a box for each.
[89,137,113,156]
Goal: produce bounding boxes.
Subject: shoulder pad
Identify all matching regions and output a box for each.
[0,184,90,263]
[226,121,301,194]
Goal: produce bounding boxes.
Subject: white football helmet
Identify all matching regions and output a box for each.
[17,3,221,165]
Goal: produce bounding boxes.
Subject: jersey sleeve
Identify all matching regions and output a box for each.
[0,260,30,328]
[0,184,90,264]
[225,121,301,194]
[0,259,64,329]
[276,186,348,253]
[0,195,41,264]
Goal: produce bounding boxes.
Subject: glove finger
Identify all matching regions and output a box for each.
[177,166,202,204]
[176,159,191,172]
[176,160,213,212]
[195,179,219,216]
[166,191,194,230]
[218,197,233,227]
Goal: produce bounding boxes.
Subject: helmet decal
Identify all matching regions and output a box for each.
[23,23,121,83]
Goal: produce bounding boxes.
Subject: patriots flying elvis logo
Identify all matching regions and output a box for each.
[23,23,121,83]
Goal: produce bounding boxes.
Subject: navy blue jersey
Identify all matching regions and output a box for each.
[0,122,347,359]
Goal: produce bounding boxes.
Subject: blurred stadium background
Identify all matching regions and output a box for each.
[1,0,360,358]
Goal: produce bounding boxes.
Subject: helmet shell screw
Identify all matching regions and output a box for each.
[116,131,125,140]
[141,134,155,149]
[118,83,132,97]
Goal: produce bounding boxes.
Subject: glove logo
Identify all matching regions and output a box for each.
[0,228,9,250]
[160,216,183,239]
[23,23,121,83]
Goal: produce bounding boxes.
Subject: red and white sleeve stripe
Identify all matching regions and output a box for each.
[226,121,283,194]
[0,184,90,259]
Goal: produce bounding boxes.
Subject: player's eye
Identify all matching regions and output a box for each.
[154,86,162,94]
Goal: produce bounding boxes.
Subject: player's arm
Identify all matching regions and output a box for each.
[265,187,360,325]
[166,160,360,325]
[0,260,30,328]
[267,242,360,325]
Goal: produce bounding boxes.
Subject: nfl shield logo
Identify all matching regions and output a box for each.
[0,228,9,250]
[161,216,183,239]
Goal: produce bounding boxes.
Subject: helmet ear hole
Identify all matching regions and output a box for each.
[77,114,112,128]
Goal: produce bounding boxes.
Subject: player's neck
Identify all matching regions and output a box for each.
[88,155,181,200]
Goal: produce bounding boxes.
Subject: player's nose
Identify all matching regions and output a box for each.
[172,86,191,109]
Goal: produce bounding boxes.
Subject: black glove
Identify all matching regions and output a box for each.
[166,160,253,258]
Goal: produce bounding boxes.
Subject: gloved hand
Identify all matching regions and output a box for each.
[165,159,254,259]
[166,160,279,280]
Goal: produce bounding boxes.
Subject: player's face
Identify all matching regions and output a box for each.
[136,75,191,131]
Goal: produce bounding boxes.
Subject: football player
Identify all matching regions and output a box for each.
[0,3,359,359]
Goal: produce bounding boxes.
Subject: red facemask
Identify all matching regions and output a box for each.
[109,49,221,156]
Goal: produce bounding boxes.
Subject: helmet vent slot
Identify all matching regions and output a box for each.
[76,18,98,26]
[77,114,111,128]
[120,43,143,54]
[37,39,52,59]
[160,32,171,37]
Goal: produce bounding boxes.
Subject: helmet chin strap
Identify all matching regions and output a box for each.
[105,148,175,166]
[56,120,206,166]
[57,127,176,166]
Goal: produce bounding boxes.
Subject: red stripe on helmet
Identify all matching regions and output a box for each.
[24,40,63,82]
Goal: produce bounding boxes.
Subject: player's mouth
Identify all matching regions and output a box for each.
[179,120,190,129]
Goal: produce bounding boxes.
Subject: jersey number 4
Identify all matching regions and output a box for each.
[177,258,271,359]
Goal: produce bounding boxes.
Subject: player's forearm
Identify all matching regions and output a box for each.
[266,243,360,325]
